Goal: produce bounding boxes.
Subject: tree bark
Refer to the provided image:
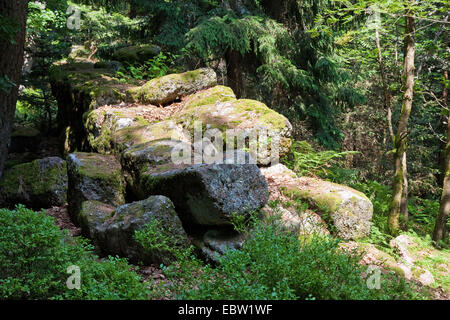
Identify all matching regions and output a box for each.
[388,7,415,235]
[400,151,409,228]
[0,0,28,179]
[225,49,243,98]
[433,69,449,246]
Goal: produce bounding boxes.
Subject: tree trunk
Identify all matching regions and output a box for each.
[0,0,28,179]
[400,151,409,228]
[433,69,449,246]
[388,8,415,235]
[225,49,243,98]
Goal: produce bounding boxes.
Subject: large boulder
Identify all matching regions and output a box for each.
[123,148,269,226]
[261,164,373,240]
[0,157,67,209]
[85,103,184,153]
[175,89,292,165]
[81,196,190,265]
[78,200,116,239]
[67,152,125,224]
[126,68,217,105]
[112,120,190,153]
[341,240,436,287]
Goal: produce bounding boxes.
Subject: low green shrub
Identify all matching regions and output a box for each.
[115,52,178,82]
[0,205,149,300]
[157,214,425,300]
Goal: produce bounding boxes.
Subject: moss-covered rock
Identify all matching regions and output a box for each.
[126,68,217,105]
[9,126,42,154]
[182,85,237,110]
[175,94,292,165]
[50,60,132,151]
[92,195,189,265]
[85,106,157,154]
[121,139,192,174]
[67,152,125,224]
[0,157,67,209]
[127,150,269,227]
[112,120,190,153]
[261,164,373,240]
[112,44,161,64]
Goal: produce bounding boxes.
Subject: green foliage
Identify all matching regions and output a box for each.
[68,1,143,58]
[155,214,423,300]
[0,205,149,300]
[16,1,71,131]
[283,140,358,176]
[116,52,178,81]
[183,1,366,148]
[134,218,178,254]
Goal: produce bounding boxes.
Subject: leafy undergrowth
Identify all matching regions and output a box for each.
[147,214,428,300]
[0,205,149,300]
[0,205,433,300]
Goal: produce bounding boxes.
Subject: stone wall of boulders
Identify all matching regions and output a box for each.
[0,53,375,265]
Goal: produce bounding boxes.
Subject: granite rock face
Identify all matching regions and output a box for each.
[126,150,269,227]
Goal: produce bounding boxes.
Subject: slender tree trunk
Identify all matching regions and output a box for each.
[388,9,415,235]
[401,152,409,228]
[375,21,409,229]
[433,69,449,246]
[0,0,28,179]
